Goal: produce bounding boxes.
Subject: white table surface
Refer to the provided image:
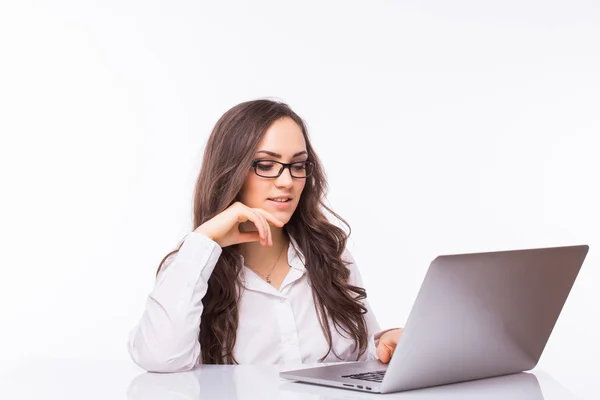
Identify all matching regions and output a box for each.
[0,359,593,400]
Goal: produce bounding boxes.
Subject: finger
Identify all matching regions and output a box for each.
[253,208,285,227]
[252,209,271,246]
[376,344,392,364]
[256,211,270,246]
[263,214,272,246]
[244,209,267,245]
[253,209,282,246]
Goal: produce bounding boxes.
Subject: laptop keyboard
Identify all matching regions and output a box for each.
[342,370,386,383]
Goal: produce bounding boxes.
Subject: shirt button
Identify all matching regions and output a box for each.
[279,298,286,303]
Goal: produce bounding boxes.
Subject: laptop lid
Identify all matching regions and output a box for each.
[381,244,589,393]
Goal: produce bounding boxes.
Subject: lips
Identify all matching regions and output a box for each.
[267,197,293,209]
[268,197,292,202]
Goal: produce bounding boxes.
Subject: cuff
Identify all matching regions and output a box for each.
[155,231,223,290]
[177,232,222,281]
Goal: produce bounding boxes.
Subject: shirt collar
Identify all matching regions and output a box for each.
[288,235,306,272]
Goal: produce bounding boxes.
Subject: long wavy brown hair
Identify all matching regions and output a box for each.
[156,99,368,364]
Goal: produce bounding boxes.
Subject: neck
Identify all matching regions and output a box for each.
[238,223,289,273]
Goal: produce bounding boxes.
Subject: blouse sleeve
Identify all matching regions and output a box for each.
[127,232,222,372]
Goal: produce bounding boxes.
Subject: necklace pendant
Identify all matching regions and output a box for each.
[266,278,271,284]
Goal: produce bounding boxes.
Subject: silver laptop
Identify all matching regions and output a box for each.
[280,372,549,400]
[280,244,589,394]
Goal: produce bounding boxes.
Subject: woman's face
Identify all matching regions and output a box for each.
[238,117,308,225]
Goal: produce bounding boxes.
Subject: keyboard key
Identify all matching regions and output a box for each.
[342,370,386,383]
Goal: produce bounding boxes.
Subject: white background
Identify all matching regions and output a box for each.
[1,0,598,398]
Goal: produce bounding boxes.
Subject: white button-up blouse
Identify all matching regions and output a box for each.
[128,232,388,372]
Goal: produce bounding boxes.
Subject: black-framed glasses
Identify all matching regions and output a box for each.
[251,160,315,178]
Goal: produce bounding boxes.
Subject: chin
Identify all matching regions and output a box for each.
[276,208,297,224]
[274,210,292,223]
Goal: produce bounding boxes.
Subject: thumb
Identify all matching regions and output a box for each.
[376,343,392,363]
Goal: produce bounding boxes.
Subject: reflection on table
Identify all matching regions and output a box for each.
[127,363,579,400]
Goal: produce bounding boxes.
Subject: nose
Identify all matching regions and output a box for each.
[274,166,294,188]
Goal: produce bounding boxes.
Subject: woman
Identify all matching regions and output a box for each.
[128,99,402,372]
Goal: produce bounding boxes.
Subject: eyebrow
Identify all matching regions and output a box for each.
[255,150,308,159]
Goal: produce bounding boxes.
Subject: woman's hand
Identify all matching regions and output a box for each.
[376,328,404,363]
[194,202,284,248]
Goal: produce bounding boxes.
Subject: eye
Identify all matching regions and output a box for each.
[255,161,277,171]
[292,163,307,171]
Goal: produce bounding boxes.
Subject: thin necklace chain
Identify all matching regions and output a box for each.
[259,242,286,284]
[265,241,285,284]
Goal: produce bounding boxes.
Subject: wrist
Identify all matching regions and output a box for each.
[195,225,216,242]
